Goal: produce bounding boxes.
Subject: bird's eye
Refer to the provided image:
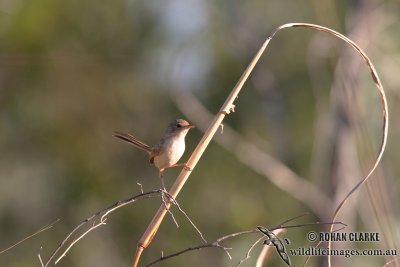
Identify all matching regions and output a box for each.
[177,124,182,128]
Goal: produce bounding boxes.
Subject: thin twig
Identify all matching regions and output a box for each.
[160,191,180,228]
[43,188,206,266]
[137,183,144,194]
[236,235,265,267]
[277,213,311,227]
[0,219,59,255]
[43,190,160,267]
[144,241,229,267]
[38,253,44,267]
[55,220,107,264]
[144,231,254,267]
[174,203,206,243]
[273,221,347,231]
[145,221,346,266]
[164,191,207,243]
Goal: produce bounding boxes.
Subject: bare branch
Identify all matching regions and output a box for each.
[144,241,229,267]
[143,230,254,267]
[43,190,161,267]
[277,213,311,227]
[42,188,206,266]
[144,221,346,266]
[55,220,107,264]
[160,191,180,228]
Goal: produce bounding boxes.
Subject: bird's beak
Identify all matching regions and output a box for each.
[184,124,195,130]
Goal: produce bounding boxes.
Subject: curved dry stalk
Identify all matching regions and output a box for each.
[280,24,388,267]
[382,256,400,267]
[286,23,388,266]
[306,13,397,265]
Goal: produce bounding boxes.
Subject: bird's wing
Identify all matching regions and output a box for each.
[149,147,164,165]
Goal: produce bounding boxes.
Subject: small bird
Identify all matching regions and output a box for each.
[113,119,195,189]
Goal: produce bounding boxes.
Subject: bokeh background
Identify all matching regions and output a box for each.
[1,0,400,266]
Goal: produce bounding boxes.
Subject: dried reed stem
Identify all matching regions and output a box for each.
[132,22,274,267]
[282,24,388,267]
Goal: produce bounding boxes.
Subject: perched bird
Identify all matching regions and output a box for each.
[113,119,195,189]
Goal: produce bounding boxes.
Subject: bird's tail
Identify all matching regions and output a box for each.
[113,131,152,153]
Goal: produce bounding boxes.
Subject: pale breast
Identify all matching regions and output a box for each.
[152,135,185,169]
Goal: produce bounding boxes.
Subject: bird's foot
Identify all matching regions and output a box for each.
[160,188,176,208]
[170,163,192,172]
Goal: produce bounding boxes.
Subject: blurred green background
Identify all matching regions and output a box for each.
[1,0,400,266]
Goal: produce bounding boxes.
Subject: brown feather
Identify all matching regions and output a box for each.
[149,148,163,165]
[113,131,152,154]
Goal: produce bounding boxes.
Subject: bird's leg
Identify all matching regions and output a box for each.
[169,163,192,172]
[158,170,175,208]
[159,170,166,191]
[158,164,191,206]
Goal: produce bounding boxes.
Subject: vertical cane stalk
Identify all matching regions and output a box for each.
[131,25,276,267]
